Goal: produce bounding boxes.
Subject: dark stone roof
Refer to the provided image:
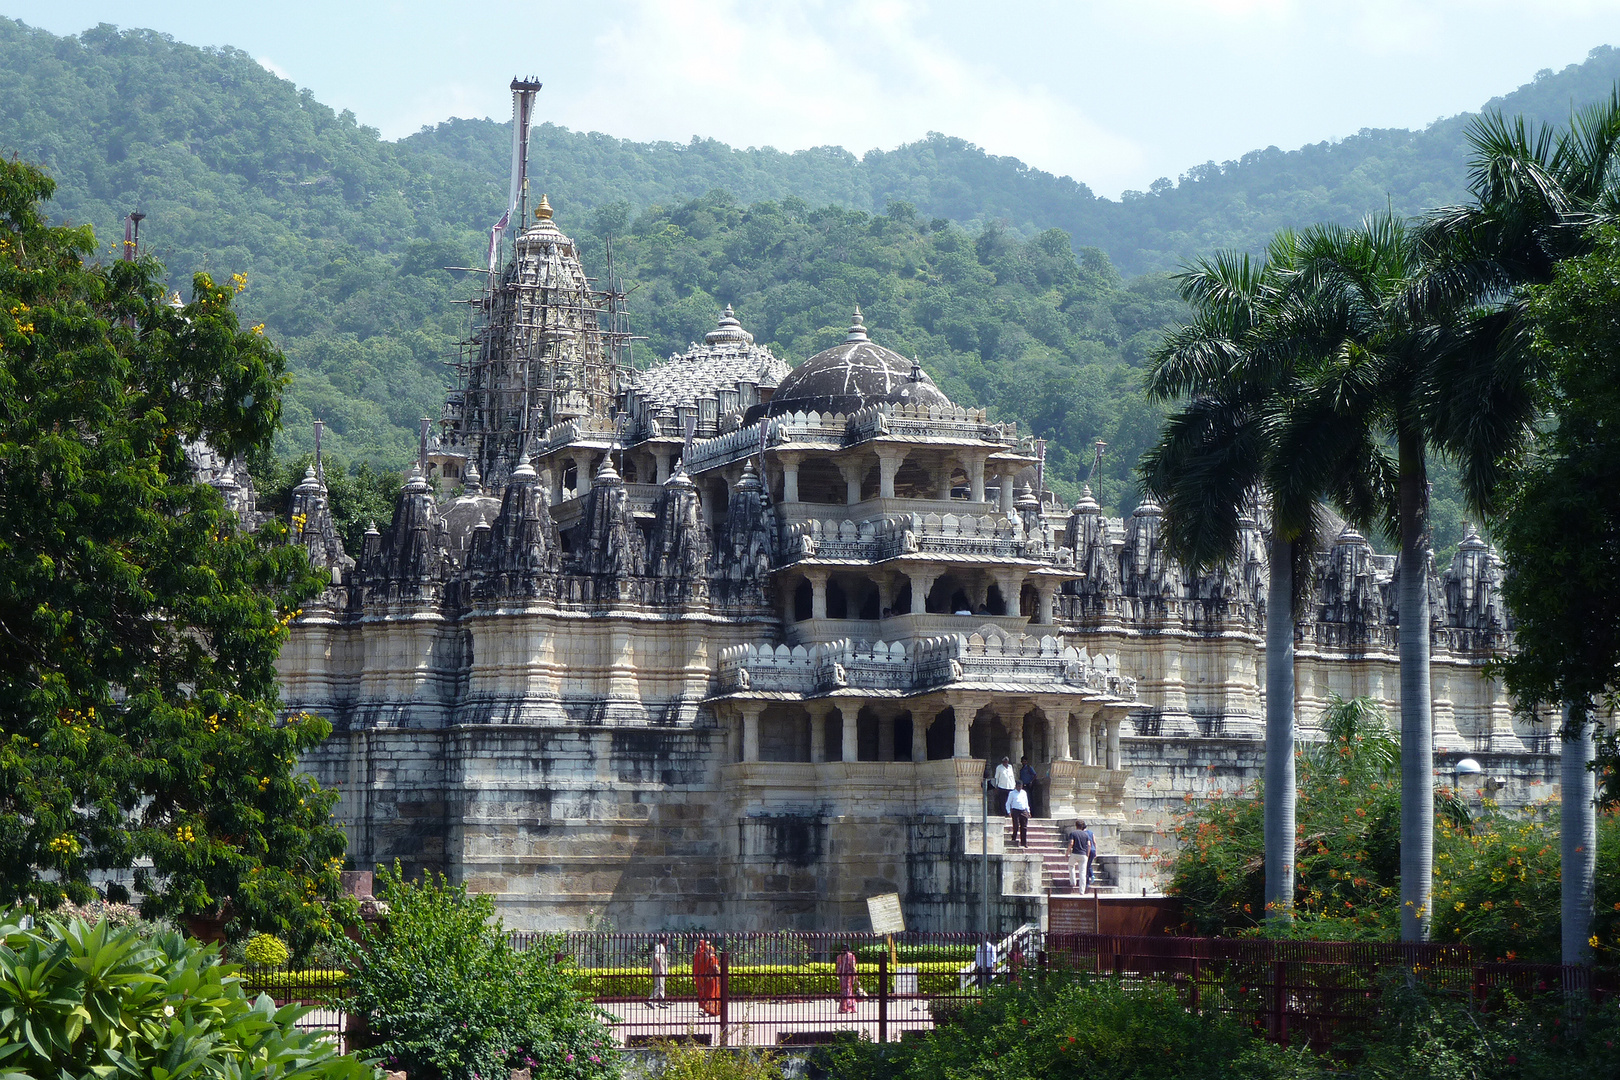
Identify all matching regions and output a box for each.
[761,309,953,418]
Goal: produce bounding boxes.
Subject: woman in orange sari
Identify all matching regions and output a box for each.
[835,945,858,1013]
[694,938,721,1016]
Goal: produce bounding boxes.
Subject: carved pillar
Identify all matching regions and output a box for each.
[549,464,565,506]
[936,456,955,499]
[841,706,860,763]
[839,459,864,505]
[877,573,896,617]
[912,711,930,763]
[741,703,762,763]
[778,450,802,503]
[1079,706,1098,766]
[1106,711,1123,770]
[1009,712,1025,764]
[1034,582,1056,625]
[999,470,1016,514]
[877,447,907,499]
[911,569,937,615]
[806,568,829,620]
[954,709,972,759]
[968,453,986,503]
[1053,709,1071,761]
[655,452,671,484]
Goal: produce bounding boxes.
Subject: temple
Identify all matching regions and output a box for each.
[267,89,1553,932]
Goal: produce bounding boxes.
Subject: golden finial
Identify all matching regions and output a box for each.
[535,194,553,221]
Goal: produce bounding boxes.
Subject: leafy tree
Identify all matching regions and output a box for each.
[0,157,347,952]
[1418,98,1620,963]
[0,914,372,1079]
[340,864,616,1080]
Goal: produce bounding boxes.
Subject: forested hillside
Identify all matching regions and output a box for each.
[0,15,1601,540]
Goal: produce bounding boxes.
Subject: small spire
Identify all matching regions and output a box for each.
[463,459,482,494]
[910,354,923,382]
[535,194,553,221]
[1074,484,1100,513]
[845,305,869,343]
[1133,491,1163,516]
[511,438,538,482]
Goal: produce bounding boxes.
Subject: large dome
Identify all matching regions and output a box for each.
[762,309,953,417]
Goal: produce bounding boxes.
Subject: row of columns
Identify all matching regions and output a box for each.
[727,699,1125,768]
[796,567,1059,623]
[776,448,1022,508]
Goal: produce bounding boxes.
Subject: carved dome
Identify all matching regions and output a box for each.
[762,308,952,417]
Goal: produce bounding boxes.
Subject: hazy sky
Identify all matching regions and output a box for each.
[7,1,1620,197]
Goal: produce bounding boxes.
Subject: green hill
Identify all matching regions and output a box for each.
[0,15,1611,543]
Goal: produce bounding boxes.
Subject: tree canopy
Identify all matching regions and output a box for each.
[0,157,346,950]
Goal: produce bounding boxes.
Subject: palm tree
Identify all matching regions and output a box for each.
[1143,235,1385,922]
[1272,215,1432,940]
[1419,95,1620,962]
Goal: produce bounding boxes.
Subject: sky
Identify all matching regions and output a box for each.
[6,1,1620,197]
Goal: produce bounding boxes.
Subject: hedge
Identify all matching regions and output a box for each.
[240,967,349,993]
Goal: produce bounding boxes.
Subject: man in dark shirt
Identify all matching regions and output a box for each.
[1065,819,1095,892]
[1018,756,1038,816]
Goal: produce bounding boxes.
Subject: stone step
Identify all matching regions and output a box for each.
[1004,819,1115,892]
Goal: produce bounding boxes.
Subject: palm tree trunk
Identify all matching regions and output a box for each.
[1562,700,1597,965]
[1398,430,1434,942]
[1264,529,1296,921]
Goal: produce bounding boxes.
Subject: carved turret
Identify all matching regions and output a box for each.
[363,468,446,604]
[467,449,557,600]
[1121,493,1180,601]
[572,457,645,594]
[288,464,353,583]
[647,464,710,604]
[717,459,776,604]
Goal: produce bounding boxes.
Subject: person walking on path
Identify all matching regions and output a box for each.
[974,934,998,989]
[649,935,669,1008]
[993,756,1016,816]
[1066,819,1094,892]
[694,939,721,1017]
[835,945,859,1013]
[1007,783,1031,846]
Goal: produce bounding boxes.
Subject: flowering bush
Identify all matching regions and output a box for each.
[245,931,292,967]
[1167,695,1620,959]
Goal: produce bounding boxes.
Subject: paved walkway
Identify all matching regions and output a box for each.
[597,995,947,1047]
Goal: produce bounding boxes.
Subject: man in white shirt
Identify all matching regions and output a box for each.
[992,756,1016,816]
[974,935,997,988]
[1006,784,1031,846]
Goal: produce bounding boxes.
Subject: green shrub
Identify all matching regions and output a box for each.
[241,967,349,993]
[245,932,292,967]
[819,975,1315,1080]
[648,1041,783,1080]
[340,863,616,1080]
[0,914,370,1079]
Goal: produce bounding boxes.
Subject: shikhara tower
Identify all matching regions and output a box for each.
[275,84,1561,934]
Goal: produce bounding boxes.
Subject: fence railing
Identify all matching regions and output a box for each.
[247,932,1619,1052]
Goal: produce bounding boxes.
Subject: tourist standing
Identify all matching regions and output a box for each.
[974,934,997,989]
[1006,783,1031,846]
[694,939,721,1017]
[993,756,1016,815]
[1007,939,1025,986]
[1066,819,1095,892]
[835,945,859,1013]
[649,935,669,1008]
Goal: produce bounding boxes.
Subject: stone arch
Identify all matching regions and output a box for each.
[893,459,934,499]
[797,457,847,504]
[793,578,813,621]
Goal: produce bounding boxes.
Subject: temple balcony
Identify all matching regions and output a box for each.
[785,612,1031,647]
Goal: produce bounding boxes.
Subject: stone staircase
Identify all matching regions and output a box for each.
[1003,817,1115,895]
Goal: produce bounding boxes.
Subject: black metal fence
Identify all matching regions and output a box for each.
[247,931,1619,1052]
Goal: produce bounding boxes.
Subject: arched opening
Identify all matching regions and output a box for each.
[797,458,847,504]
[969,714,1011,764]
[948,586,971,614]
[895,714,915,761]
[793,579,813,621]
[894,459,933,498]
[950,467,971,499]
[760,706,811,762]
[621,455,639,483]
[1020,582,1039,618]
[927,574,970,614]
[893,581,912,615]
[563,460,579,499]
[986,583,1008,616]
[826,579,849,619]
[926,709,955,759]
[858,584,880,620]
[860,462,881,501]
[824,709,846,761]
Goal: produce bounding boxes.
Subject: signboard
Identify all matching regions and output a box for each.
[866,893,906,935]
